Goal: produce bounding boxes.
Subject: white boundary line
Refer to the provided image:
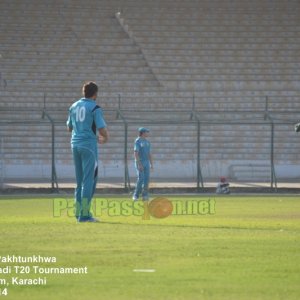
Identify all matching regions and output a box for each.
[133,269,156,273]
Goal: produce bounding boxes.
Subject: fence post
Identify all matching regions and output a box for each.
[51,122,58,191]
[197,120,204,191]
[43,92,48,110]
[124,122,131,192]
[190,94,195,120]
[117,94,121,119]
[270,122,278,191]
[42,110,59,192]
[264,95,269,120]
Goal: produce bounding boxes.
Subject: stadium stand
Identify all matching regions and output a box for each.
[117,1,300,91]
[0,0,299,186]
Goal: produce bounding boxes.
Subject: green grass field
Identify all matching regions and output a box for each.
[0,195,299,300]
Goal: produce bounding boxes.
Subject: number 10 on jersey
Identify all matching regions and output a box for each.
[75,106,86,122]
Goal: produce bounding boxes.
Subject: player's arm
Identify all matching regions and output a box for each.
[149,153,153,169]
[98,128,109,144]
[148,142,153,169]
[94,106,109,144]
[66,110,73,132]
[134,151,144,171]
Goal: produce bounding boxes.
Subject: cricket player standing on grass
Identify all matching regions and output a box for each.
[133,127,153,201]
[67,82,109,223]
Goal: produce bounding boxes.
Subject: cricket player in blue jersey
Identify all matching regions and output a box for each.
[133,127,153,201]
[67,82,109,222]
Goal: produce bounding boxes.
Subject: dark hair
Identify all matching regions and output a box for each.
[82,82,98,98]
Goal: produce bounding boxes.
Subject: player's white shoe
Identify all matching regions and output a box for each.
[77,217,100,223]
[132,196,138,201]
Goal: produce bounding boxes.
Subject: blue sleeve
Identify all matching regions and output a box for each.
[66,109,73,128]
[94,107,106,129]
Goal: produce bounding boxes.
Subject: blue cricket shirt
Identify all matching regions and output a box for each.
[66,98,106,148]
[134,137,151,163]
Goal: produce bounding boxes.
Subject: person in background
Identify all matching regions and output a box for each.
[132,127,153,201]
[216,176,230,194]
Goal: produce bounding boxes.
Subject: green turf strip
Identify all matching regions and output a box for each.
[0,196,299,300]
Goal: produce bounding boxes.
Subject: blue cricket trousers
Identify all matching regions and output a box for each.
[72,145,98,220]
[133,161,150,200]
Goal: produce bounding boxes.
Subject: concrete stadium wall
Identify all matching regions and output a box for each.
[3,161,300,183]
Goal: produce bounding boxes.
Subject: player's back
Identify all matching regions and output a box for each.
[68,98,98,147]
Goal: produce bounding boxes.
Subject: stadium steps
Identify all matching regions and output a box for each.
[1,91,300,111]
[0,2,160,91]
[119,4,300,91]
